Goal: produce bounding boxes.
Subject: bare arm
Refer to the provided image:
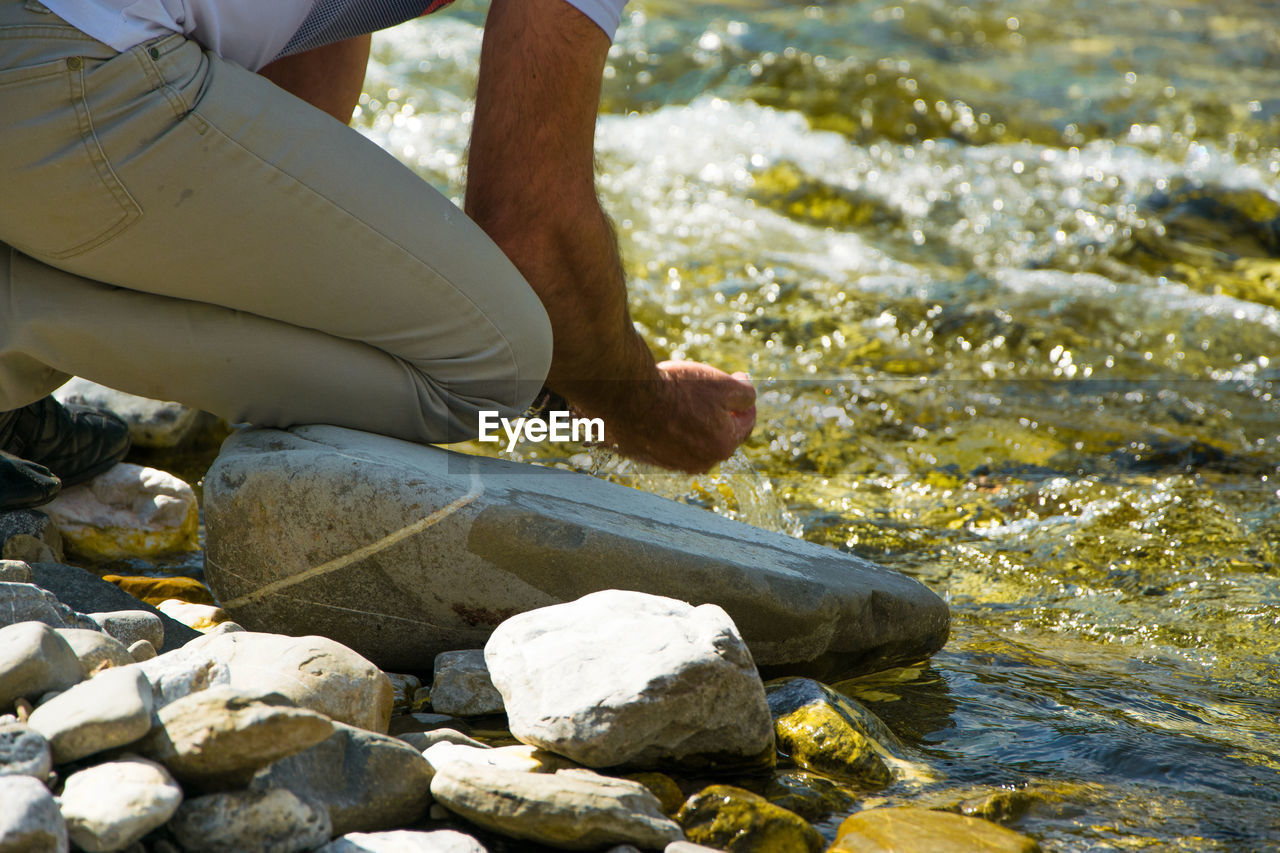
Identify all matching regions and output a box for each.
[258,35,372,124]
[467,0,755,472]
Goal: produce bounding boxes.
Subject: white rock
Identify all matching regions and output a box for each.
[665,844,724,853]
[88,611,164,651]
[169,788,330,853]
[58,758,182,852]
[430,650,504,716]
[54,379,216,449]
[422,742,572,775]
[316,830,487,853]
[0,775,67,852]
[485,590,775,769]
[0,622,84,710]
[26,667,154,764]
[430,764,683,851]
[156,600,228,632]
[125,631,393,732]
[54,629,134,674]
[43,464,198,560]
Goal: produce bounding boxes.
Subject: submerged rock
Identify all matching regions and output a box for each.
[676,785,823,853]
[203,426,949,675]
[486,590,775,771]
[43,464,198,560]
[766,677,922,788]
[764,771,858,822]
[430,763,683,850]
[829,807,1041,852]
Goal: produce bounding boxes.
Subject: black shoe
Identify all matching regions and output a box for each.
[0,450,61,511]
[0,396,131,488]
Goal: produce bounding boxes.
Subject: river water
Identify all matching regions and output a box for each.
[353,1,1279,848]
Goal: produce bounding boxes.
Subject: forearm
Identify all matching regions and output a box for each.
[465,0,658,416]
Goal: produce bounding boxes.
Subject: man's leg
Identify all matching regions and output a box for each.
[0,19,551,444]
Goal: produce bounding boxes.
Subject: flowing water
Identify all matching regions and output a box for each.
[352,1,1279,848]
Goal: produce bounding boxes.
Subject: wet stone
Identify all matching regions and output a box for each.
[676,784,823,853]
[830,807,1041,852]
[764,771,858,822]
[767,677,908,788]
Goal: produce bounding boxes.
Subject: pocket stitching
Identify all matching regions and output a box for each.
[48,59,143,260]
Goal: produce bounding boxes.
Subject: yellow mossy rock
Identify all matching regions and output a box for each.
[44,464,198,560]
[678,784,824,853]
[625,771,686,815]
[829,807,1041,852]
[775,701,891,788]
[103,574,216,607]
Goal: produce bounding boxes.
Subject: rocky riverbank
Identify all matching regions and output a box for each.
[0,556,1040,853]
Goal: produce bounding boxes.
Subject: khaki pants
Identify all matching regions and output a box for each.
[0,1,551,444]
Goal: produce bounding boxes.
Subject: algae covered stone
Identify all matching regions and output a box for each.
[764,771,857,821]
[830,807,1041,852]
[767,677,921,788]
[676,784,822,853]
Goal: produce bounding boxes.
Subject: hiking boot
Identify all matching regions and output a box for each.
[0,450,61,511]
[0,396,131,488]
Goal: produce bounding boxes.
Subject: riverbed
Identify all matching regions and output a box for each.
[348,1,1279,848]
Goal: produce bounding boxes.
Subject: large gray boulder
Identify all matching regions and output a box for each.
[203,427,949,676]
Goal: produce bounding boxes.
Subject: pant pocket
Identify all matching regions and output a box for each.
[0,56,141,259]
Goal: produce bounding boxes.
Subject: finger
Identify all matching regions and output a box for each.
[722,377,756,410]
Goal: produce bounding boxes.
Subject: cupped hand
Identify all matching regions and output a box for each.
[606,359,756,474]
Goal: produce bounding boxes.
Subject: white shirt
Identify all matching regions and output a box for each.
[41,0,629,71]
